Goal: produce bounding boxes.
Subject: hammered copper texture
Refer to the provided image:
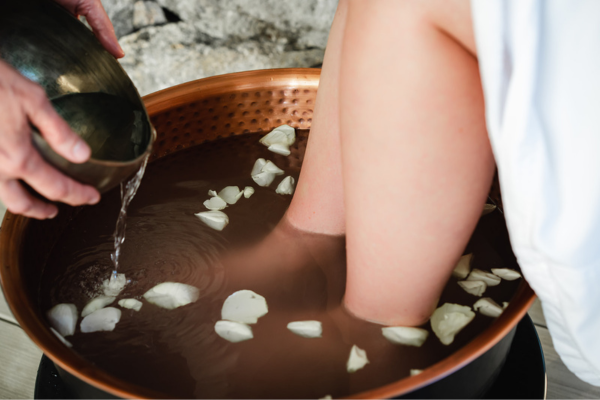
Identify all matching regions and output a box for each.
[149,86,315,161]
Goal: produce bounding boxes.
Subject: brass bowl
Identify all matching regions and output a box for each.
[0,0,154,193]
[0,68,535,398]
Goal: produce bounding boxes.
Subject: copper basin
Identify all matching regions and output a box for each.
[0,68,535,399]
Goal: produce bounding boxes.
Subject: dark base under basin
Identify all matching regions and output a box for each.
[34,315,546,399]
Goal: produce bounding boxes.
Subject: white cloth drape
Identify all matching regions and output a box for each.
[472,0,600,386]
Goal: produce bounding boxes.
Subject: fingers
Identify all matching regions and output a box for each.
[18,83,92,164]
[76,0,124,58]
[0,179,58,220]
[17,149,100,207]
[0,60,102,219]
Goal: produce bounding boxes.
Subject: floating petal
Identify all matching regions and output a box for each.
[262,160,284,175]
[457,280,487,297]
[218,186,243,204]
[195,210,229,231]
[46,303,78,337]
[467,269,501,286]
[81,296,116,317]
[276,176,295,195]
[474,298,504,318]
[80,307,121,333]
[260,124,296,147]
[204,196,227,211]
[347,345,369,373]
[481,204,497,216]
[430,303,475,345]
[251,158,267,176]
[268,143,291,156]
[252,171,276,187]
[410,369,423,376]
[221,290,268,324]
[118,298,143,311]
[143,282,200,310]
[243,186,255,198]
[491,268,522,281]
[214,320,253,343]
[452,254,472,279]
[381,326,429,347]
[287,321,322,338]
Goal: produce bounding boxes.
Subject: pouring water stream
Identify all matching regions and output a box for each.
[110,155,149,276]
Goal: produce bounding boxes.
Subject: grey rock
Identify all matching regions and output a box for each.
[101,0,136,38]
[118,22,324,96]
[155,0,337,48]
[98,0,337,94]
[133,1,167,30]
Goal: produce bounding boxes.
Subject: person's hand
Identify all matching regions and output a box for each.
[0,60,101,219]
[54,0,125,58]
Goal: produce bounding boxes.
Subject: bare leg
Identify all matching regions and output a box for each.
[340,0,494,325]
[286,0,348,236]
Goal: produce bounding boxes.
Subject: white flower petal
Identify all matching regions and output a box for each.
[491,268,522,281]
[275,176,295,195]
[214,320,253,343]
[218,186,243,204]
[474,298,504,318]
[80,307,121,333]
[319,396,332,400]
[118,298,143,311]
[243,186,255,198]
[381,326,429,347]
[221,290,268,324]
[268,143,291,156]
[287,321,322,338]
[346,345,369,373]
[467,269,501,286]
[410,369,423,377]
[260,124,296,147]
[204,196,228,211]
[195,210,229,231]
[457,280,487,297]
[452,254,472,279]
[82,296,116,318]
[102,273,128,296]
[251,158,267,176]
[208,190,218,197]
[251,159,284,187]
[430,303,475,345]
[261,160,284,175]
[252,171,276,187]
[50,327,73,348]
[502,302,509,309]
[46,304,78,337]
[143,282,200,310]
[259,128,289,147]
[481,204,497,216]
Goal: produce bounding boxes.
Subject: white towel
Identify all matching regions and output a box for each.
[472,0,600,386]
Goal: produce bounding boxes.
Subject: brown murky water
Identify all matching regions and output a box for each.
[39,131,521,399]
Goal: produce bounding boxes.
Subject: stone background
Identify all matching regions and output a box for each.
[99,0,338,96]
